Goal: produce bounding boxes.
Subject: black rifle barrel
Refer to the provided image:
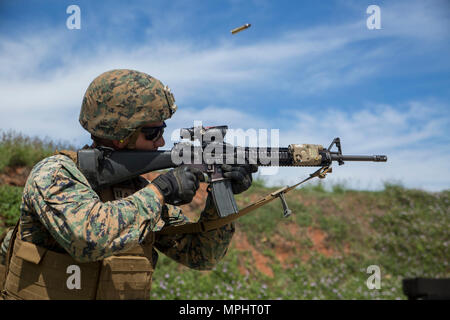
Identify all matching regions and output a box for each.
[331,154,388,162]
[202,147,387,166]
[243,147,387,165]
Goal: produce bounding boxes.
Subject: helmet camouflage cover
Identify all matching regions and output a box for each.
[79,69,177,140]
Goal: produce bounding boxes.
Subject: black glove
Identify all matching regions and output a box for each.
[152,165,203,205]
[221,164,258,194]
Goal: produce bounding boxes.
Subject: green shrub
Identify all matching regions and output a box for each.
[0,130,75,173]
[0,185,23,231]
[317,215,349,242]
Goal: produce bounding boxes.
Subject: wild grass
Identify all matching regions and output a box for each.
[0,130,75,173]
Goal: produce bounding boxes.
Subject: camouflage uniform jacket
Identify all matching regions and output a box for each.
[14,154,235,269]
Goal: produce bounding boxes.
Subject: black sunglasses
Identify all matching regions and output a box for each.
[140,122,167,141]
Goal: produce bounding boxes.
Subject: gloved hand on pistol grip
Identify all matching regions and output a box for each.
[151,165,204,205]
[221,164,258,194]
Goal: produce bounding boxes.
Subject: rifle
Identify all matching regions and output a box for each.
[78,125,387,221]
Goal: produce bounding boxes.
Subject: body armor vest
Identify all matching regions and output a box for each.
[1,151,156,300]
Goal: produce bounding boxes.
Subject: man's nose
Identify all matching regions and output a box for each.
[155,136,165,148]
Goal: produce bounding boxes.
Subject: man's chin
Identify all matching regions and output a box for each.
[136,147,159,151]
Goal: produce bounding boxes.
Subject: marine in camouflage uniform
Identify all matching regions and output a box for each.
[0,69,256,300]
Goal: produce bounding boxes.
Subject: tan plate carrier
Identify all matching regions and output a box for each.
[0,149,156,300]
[2,228,154,300]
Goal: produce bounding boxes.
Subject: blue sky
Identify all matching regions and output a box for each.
[1,0,449,191]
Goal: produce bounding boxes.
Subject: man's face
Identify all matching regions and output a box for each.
[113,121,166,151]
[134,121,166,150]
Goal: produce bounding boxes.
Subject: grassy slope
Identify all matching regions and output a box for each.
[148,183,449,299]
[0,132,448,299]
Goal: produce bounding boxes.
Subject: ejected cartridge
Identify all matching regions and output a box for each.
[231,23,251,34]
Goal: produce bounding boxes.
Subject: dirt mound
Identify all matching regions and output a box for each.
[272,224,302,266]
[232,230,274,277]
[231,223,346,276]
[0,166,30,186]
[306,227,334,257]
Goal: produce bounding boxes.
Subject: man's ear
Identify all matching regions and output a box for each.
[112,139,128,149]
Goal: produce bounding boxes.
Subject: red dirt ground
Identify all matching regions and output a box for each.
[306,227,334,257]
[0,167,30,186]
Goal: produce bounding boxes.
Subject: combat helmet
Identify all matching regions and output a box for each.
[79,69,177,141]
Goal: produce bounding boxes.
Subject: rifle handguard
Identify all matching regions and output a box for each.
[288,144,323,166]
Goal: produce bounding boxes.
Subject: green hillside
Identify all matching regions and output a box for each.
[150,183,449,300]
[0,132,448,300]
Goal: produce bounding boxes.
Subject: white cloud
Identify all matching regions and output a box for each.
[262,100,450,191]
[381,0,450,41]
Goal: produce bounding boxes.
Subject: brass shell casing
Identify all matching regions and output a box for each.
[231,23,251,34]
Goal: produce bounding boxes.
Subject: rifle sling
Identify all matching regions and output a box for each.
[1,221,19,291]
[157,166,330,235]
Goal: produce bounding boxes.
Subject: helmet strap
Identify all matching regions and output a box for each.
[125,127,142,150]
